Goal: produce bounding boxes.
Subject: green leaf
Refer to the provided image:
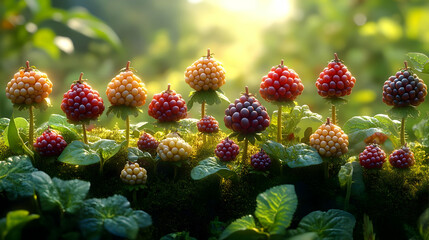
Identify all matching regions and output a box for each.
[407,52,429,73]
[127,147,153,162]
[262,140,287,162]
[350,162,365,198]
[58,141,100,165]
[191,157,236,180]
[387,106,420,119]
[79,195,152,240]
[0,155,38,200]
[219,215,265,240]
[90,139,126,162]
[324,97,348,106]
[37,114,81,142]
[33,28,59,58]
[187,89,229,110]
[0,118,10,135]
[106,105,142,121]
[289,209,356,240]
[0,210,39,240]
[413,117,429,148]
[418,208,429,240]
[338,162,353,188]
[3,117,30,152]
[255,185,298,235]
[160,231,197,240]
[284,144,323,168]
[13,98,52,111]
[31,171,90,214]
[285,232,318,240]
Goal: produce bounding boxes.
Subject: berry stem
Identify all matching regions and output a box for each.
[242,138,248,165]
[78,72,84,83]
[245,86,249,95]
[334,53,339,62]
[202,101,206,145]
[28,105,34,150]
[25,60,31,72]
[280,59,284,67]
[400,117,406,146]
[344,177,352,210]
[404,61,408,71]
[82,123,88,144]
[167,84,171,92]
[331,105,336,124]
[207,48,211,59]
[277,105,282,143]
[126,115,130,147]
[126,61,131,71]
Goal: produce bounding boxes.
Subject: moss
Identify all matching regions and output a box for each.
[0,139,13,160]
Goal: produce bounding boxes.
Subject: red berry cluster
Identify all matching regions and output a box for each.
[259,60,304,102]
[389,146,415,168]
[224,87,270,134]
[148,85,187,122]
[34,129,67,156]
[197,116,219,133]
[137,132,159,153]
[250,149,271,171]
[316,53,356,98]
[359,144,386,169]
[61,73,105,122]
[382,66,427,107]
[215,138,239,162]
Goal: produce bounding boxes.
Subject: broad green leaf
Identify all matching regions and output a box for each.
[286,232,318,240]
[3,117,29,148]
[127,147,153,162]
[413,118,429,147]
[58,141,100,165]
[37,114,81,142]
[31,171,90,214]
[79,195,152,240]
[262,140,286,162]
[191,157,236,180]
[289,209,356,240]
[350,162,365,198]
[387,106,420,119]
[338,162,353,188]
[106,105,142,121]
[284,144,323,168]
[0,155,38,200]
[219,215,265,240]
[418,208,429,240]
[324,97,348,106]
[33,28,60,58]
[0,210,39,240]
[90,139,126,162]
[255,185,298,235]
[407,52,429,73]
[160,231,197,240]
[187,89,229,110]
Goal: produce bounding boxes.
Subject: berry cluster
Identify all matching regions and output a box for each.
[310,118,349,157]
[137,132,159,153]
[359,144,386,169]
[5,61,53,105]
[120,162,147,185]
[215,138,239,162]
[148,85,187,122]
[364,132,388,145]
[389,146,415,168]
[224,87,270,134]
[184,49,226,91]
[250,149,271,171]
[157,136,192,161]
[382,65,427,107]
[197,116,219,133]
[106,62,148,107]
[316,53,356,98]
[259,60,304,102]
[61,73,105,122]
[34,128,67,156]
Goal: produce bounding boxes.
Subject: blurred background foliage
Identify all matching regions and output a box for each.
[1,0,429,134]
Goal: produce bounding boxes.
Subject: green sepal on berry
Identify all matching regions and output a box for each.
[228,132,262,145]
[13,97,52,111]
[187,89,229,110]
[387,106,420,119]
[106,105,143,121]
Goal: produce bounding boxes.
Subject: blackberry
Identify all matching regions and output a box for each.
[382,62,427,107]
[224,86,270,134]
[259,60,304,102]
[148,84,187,122]
[215,138,240,162]
[359,144,386,169]
[389,146,415,168]
[197,115,219,133]
[137,132,159,154]
[250,149,271,171]
[120,162,147,185]
[310,118,349,157]
[33,128,67,156]
[316,53,356,98]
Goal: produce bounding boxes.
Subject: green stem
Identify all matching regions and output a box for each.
[277,105,282,143]
[29,105,34,149]
[82,123,88,144]
[344,179,352,210]
[126,115,130,147]
[331,105,336,125]
[242,138,248,165]
[400,117,406,146]
[202,101,206,145]
[99,160,104,176]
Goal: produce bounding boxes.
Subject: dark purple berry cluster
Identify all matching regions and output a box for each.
[250,149,271,171]
[137,132,159,153]
[389,146,415,168]
[215,138,239,162]
[34,129,67,156]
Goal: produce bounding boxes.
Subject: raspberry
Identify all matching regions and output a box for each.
[364,132,388,145]
[359,144,386,169]
[224,86,270,134]
[106,61,148,107]
[33,128,67,156]
[184,49,226,91]
[60,73,105,122]
[250,149,271,171]
[157,136,192,161]
[197,115,219,133]
[382,62,427,107]
[259,60,304,102]
[310,118,349,157]
[389,146,415,168]
[148,84,187,122]
[5,61,53,105]
[215,138,239,162]
[316,53,356,98]
[120,162,147,185]
[137,132,159,153]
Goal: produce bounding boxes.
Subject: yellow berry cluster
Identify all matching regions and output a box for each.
[120,162,147,185]
[157,137,192,161]
[184,49,226,91]
[310,118,349,157]
[106,62,148,107]
[5,62,52,105]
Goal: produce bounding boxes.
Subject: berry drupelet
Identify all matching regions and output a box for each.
[359,144,386,169]
[250,149,271,171]
[148,84,187,122]
[215,138,240,162]
[389,145,415,168]
[197,115,219,133]
[137,132,159,153]
[34,128,67,156]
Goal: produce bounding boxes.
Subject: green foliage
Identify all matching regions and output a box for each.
[387,106,420,119]
[0,155,39,200]
[13,98,52,111]
[413,117,429,148]
[91,139,126,162]
[58,141,100,165]
[187,89,230,110]
[191,157,236,180]
[407,52,429,74]
[363,214,376,240]
[160,231,197,240]
[106,105,142,121]
[0,210,39,240]
[3,117,33,158]
[0,118,10,135]
[418,208,429,240]
[324,97,349,106]
[37,114,81,142]
[127,147,154,162]
[79,195,152,240]
[228,132,262,145]
[338,162,353,188]
[31,171,90,214]
[219,215,265,240]
[262,141,323,168]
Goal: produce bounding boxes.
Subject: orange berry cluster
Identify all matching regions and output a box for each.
[120,162,148,185]
[310,118,349,157]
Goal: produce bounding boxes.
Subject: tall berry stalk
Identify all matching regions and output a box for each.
[28,105,34,149]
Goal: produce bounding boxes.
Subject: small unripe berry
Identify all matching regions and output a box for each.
[215,138,239,162]
[157,136,192,161]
